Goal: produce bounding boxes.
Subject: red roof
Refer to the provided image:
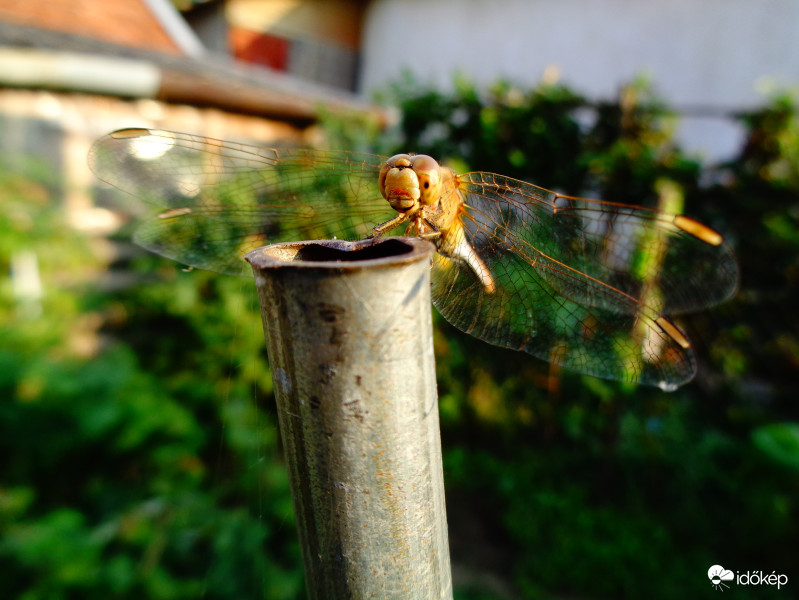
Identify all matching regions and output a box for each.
[0,0,182,55]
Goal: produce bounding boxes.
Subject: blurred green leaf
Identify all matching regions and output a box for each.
[752,423,799,470]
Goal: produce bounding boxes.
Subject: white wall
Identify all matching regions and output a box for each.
[361,0,799,161]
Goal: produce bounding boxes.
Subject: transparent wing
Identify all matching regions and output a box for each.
[431,172,737,387]
[89,128,395,275]
[458,172,738,314]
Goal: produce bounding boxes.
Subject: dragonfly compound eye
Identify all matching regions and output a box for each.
[410,155,442,206]
[379,154,413,199]
[379,154,421,212]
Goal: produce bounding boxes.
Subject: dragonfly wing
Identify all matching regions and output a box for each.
[89,129,395,275]
[131,204,354,276]
[457,172,738,314]
[431,180,697,387]
[431,248,696,388]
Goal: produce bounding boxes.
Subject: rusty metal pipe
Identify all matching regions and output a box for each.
[246,237,452,600]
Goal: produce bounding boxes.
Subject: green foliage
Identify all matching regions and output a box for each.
[1,78,797,600]
[385,74,589,190]
[0,159,301,599]
[752,423,799,471]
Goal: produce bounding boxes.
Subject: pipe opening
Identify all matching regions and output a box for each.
[293,238,413,262]
[247,237,430,269]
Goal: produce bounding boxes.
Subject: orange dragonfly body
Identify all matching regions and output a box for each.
[90,128,738,389]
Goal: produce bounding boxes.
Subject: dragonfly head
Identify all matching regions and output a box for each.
[380,154,442,213]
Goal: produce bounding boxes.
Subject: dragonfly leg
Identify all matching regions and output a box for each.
[416,217,441,240]
[369,213,409,238]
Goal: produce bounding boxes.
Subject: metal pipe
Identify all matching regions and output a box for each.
[246,237,452,600]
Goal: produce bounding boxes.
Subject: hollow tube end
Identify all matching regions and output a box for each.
[245,236,435,272]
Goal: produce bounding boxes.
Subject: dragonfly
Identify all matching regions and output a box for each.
[89,128,738,390]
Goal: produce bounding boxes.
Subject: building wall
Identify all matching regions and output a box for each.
[360,0,799,160]
[226,0,365,90]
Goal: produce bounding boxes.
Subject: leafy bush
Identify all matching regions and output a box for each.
[0,159,301,599]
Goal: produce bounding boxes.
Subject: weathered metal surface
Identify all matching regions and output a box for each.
[246,237,452,600]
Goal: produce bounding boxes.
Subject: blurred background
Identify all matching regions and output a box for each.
[1,1,797,598]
